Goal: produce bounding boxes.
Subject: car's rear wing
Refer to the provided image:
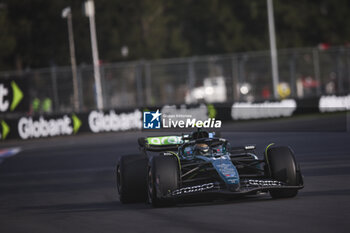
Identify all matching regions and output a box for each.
[138,136,184,151]
[138,130,220,152]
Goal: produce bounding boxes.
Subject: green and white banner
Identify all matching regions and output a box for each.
[0,79,26,113]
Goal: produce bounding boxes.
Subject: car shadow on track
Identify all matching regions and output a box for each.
[22,189,350,213]
[169,188,350,208]
[299,188,350,197]
[21,195,276,213]
[22,201,150,213]
[174,194,275,208]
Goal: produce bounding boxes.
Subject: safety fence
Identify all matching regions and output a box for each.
[1,46,350,115]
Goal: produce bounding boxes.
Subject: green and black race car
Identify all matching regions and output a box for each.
[116,130,304,207]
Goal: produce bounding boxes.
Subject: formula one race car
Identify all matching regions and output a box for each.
[116,130,303,207]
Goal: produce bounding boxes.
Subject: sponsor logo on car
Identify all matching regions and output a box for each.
[213,160,240,184]
[147,136,183,145]
[172,183,215,196]
[246,179,283,187]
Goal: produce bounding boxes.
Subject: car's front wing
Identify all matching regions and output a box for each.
[165,179,304,199]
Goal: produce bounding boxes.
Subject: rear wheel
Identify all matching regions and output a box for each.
[116,154,148,203]
[148,156,179,207]
[265,146,300,198]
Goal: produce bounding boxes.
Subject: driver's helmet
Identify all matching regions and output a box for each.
[195,143,210,155]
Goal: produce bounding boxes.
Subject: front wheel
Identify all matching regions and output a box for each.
[148,156,179,207]
[265,146,301,198]
[116,154,148,203]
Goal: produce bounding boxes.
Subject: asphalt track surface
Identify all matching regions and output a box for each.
[1,113,350,233]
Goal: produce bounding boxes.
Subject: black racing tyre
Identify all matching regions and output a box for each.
[116,154,148,203]
[265,146,299,198]
[137,137,146,147]
[148,156,179,207]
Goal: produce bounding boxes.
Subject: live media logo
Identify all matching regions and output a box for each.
[143,110,161,129]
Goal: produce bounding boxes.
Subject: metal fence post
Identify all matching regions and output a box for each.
[337,50,344,94]
[347,47,350,93]
[145,62,152,106]
[267,0,280,100]
[289,53,296,98]
[50,65,59,113]
[188,57,196,95]
[99,65,109,109]
[312,48,322,95]
[76,66,83,112]
[231,56,239,102]
[238,56,247,101]
[136,61,144,107]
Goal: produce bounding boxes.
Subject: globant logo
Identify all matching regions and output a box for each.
[143,109,221,129]
[88,109,142,133]
[319,95,350,112]
[231,99,297,120]
[18,115,80,140]
[0,120,10,140]
[0,81,23,112]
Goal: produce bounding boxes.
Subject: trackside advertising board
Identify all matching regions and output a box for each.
[0,109,143,140]
[1,96,349,141]
[1,114,82,140]
[0,79,27,113]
